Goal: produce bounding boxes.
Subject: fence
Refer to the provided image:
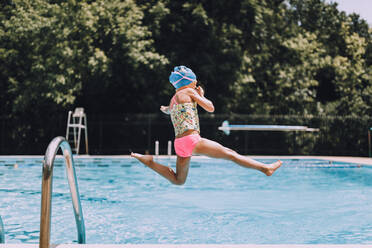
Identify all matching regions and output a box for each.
[0,114,371,156]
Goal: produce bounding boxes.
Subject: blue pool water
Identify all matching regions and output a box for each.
[0,157,371,244]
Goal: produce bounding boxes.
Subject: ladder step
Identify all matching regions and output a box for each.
[67,124,86,128]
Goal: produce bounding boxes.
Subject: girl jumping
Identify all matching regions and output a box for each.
[131,66,282,185]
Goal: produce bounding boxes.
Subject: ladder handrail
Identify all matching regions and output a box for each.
[39,136,86,248]
[0,215,4,243]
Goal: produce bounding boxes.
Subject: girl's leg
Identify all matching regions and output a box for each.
[193,138,282,176]
[131,153,191,185]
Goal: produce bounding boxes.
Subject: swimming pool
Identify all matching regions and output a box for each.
[0,157,371,244]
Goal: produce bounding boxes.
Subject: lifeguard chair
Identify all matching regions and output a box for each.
[66,108,89,154]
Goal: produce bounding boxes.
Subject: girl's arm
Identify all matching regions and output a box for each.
[188,87,215,112]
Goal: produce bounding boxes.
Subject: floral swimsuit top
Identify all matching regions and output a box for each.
[170,96,200,137]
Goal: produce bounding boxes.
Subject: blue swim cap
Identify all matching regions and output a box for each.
[169,66,197,89]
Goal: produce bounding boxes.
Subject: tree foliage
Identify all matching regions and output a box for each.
[0,0,371,153]
[0,0,168,149]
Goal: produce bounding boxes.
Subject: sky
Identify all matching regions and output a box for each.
[326,0,372,25]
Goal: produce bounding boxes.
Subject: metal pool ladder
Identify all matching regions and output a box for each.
[40,136,86,248]
[0,215,4,243]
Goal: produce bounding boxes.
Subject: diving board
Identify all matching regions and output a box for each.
[218,121,319,135]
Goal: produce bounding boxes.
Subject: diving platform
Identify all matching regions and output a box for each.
[218,121,319,135]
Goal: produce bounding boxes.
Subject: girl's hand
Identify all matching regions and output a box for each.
[189,86,215,113]
[196,86,204,97]
[160,105,170,115]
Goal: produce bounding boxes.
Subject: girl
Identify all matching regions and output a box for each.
[131,66,282,185]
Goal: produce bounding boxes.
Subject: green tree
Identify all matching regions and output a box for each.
[232,0,371,116]
[0,0,371,154]
[142,0,257,112]
[0,0,168,151]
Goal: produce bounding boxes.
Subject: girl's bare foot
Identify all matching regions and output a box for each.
[265,160,282,176]
[131,152,154,167]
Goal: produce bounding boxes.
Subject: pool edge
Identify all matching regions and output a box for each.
[1,245,372,248]
[1,155,371,166]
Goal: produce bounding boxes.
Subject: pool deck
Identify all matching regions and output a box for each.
[121,155,372,166]
[1,245,372,248]
[252,155,372,166]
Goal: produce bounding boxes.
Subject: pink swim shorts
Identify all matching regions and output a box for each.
[174,133,201,157]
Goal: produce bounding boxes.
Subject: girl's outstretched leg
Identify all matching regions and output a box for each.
[193,138,282,176]
[131,153,191,185]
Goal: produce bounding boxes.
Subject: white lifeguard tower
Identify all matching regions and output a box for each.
[66,107,89,155]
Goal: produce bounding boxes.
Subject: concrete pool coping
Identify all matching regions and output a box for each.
[252,155,372,166]
[1,245,372,248]
[1,155,371,166]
